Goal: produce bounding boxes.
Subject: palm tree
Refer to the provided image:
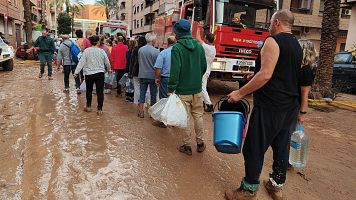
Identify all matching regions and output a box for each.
[69,0,84,37]
[23,0,33,46]
[95,0,119,20]
[313,0,341,98]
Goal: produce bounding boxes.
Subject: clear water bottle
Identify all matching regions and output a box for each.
[289,125,309,167]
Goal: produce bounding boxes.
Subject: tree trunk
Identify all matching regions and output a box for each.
[23,0,33,46]
[66,0,70,15]
[314,0,340,98]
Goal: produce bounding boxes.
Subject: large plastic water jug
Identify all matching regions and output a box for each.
[289,125,309,167]
[213,111,245,154]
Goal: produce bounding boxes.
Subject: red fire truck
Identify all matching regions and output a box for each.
[153,0,275,85]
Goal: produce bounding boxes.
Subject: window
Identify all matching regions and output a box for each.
[137,6,140,13]
[134,20,136,29]
[340,43,346,52]
[134,6,136,14]
[145,13,155,25]
[341,8,351,19]
[141,19,143,27]
[141,3,144,11]
[290,0,313,14]
[319,0,324,14]
[137,20,140,28]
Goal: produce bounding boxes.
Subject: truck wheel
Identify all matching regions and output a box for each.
[6,59,14,71]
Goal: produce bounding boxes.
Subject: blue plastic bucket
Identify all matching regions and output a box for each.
[213,111,245,154]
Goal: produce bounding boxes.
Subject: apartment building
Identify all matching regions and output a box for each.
[342,0,356,49]
[280,0,351,53]
[131,0,176,36]
[0,0,24,47]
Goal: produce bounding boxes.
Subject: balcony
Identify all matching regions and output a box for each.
[143,24,152,32]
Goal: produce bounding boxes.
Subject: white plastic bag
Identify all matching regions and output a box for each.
[148,98,168,121]
[80,80,86,92]
[80,81,95,92]
[105,72,117,88]
[160,94,188,128]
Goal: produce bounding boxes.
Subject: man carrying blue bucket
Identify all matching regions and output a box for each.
[225,10,302,200]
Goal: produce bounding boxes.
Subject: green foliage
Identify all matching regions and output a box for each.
[57,12,72,34]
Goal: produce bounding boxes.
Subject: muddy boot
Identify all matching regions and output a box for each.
[178,145,192,156]
[197,142,206,153]
[264,179,284,200]
[225,179,259,200]
[225,187,257,200]
[152,121,167,128]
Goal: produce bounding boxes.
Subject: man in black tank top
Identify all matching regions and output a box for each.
[225,10,302,200]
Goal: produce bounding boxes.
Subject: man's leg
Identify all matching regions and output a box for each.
[191,93,206,152]
[159,77,169,99]
[46,53,53,77]
[149,79,158,105]
[270,107,298,185]
[138,79,149,117]
[178,94,193,155]
[191,93,204,143]
[63,65,71,89]
[38,53,46,77]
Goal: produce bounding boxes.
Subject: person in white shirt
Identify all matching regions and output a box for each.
[196,26,216,112]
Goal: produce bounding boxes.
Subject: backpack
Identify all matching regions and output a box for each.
[63,41,81,63]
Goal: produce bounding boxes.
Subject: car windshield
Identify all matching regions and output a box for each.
[215,0,271,29]
[334,53,352,64]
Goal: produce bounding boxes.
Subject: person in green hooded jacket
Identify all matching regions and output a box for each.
[168,19,207,156]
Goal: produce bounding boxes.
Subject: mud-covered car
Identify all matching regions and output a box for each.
[332,51,356,92]
[0,37,14,71]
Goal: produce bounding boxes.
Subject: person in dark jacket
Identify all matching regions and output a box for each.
[129,36,147,105]
[125,39,137,102]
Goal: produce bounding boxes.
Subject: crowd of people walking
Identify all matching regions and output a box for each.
[34,9,317,200]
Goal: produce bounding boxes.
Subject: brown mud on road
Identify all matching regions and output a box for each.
[0,64,355,200]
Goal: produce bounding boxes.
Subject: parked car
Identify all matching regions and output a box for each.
[16,42,38,60]
[0,37,14,71]
[333,51,356,92]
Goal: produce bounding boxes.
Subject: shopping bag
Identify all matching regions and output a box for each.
[80,80,86,92]
[105,72,117,88]
[119,73,128,87]
[80,81,95,92]
[148,98,168,121]
[160,94,188,128]
[125,78,134,93]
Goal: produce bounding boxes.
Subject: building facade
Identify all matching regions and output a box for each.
[0,0,24,47]
[282,0,351,53]
[131,0,176,36]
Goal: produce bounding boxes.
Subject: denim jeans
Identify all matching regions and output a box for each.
[38,52,53,76]
[139,78,157,105]
[63,65,80,89]
[159,76,169,99]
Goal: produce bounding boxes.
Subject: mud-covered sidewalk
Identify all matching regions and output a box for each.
[0,63,355,199]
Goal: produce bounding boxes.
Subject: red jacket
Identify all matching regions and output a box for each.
[110,42,128,70]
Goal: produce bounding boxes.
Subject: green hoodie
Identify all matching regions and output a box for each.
[168,36,207,95]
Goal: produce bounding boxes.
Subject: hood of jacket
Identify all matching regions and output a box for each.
[176,36,199,51]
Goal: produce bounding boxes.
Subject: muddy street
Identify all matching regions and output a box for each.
[0,63,356,200]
